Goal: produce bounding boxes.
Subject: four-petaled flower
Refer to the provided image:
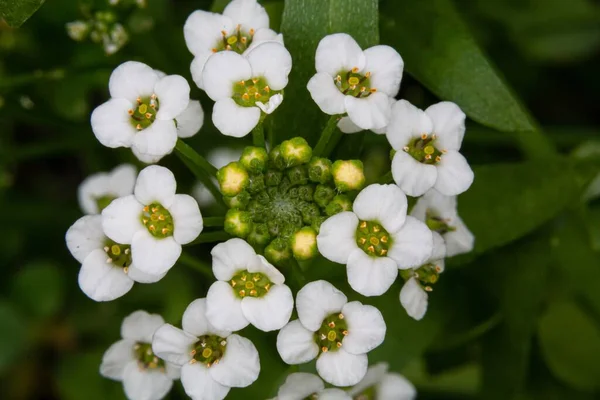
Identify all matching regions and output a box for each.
[348,362,417,400]
[78,164,137,215]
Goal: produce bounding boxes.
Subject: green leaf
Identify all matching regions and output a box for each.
[379,0,555,159]
[0,301,27,373]
[538,300,600,391]
[273,0,378,144]
[0,0,45,28]
[10,262,65,319]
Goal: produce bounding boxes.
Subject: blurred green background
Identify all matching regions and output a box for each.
[0,0,599,399]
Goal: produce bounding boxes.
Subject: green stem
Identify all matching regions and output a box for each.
[175,139,217,175]
[252,122,265,148]
[377,171,393,184]
[429,312,503,352]
[203,216,225,227]
[187,230,231,246]
[313,115,343,157]
[178,252,213,279]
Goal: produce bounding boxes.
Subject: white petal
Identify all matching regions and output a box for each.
[363,45,403,97]
[128,265,166,284]
[315,33,365,76]
[320,388,352,400]
[170,194,203,245]
[434,151,474,196]
[91,99,136,148]
[276,320,319,364]
[352,184,407,233]
[241,284,293,331]
[78,249,134,302]
[184,10,233,57]
[131,147,164,165]
[176,100,204,138]
[206,281,248,331]
[131,230,181,276]
[409,188,457,222]
[246,42,292,90]
[346,249,398,297]
[345,92,390,130]
[211,238,257,281]
[399,278,428,321]
[388,216,433,269]
[277,373,324,400]
[101,195,144,244]
[192,183,215,208]
[341,301,386,354]
[165,363,181,380]
[444,216,475,257]
[377,373,417,400]
[154,75,190,120]
[316,349,368,387]
[223,0,270,30]
[425,101,465,151]
[347,362,389,397]
[307,73,346,115]
[121,310,165,343]
[256,93,283,114]
[131,119,178,162]
[110,164,138,197]
[100,339,135,380]
[190,52,212,90]
[296,280,347,331]
[182,298,232,338]
[391,151,437,197]
[249,28,283,49]
[316,212,359,264]
[430,231,447,261]
[386,100,432,150]
[337,117,363,134]
[66,215,105,263]
[212,98,261,137]
[134,165,177,208]
[109,61,160,102]
[151,324,197,366]
[122,361,173,400]
[181,363,230,400]
[78,173,110,214]
[203,51,252,101]
[209,334,260,388]
[247,255,285,284]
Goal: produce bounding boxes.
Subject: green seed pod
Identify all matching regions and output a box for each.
[269,145,286,170]
[246,223,271,247]
[265,237,292,266]
[223,190,251,209]
[286,165,308,186]
[332,160,366,192]
[280,137,312,166]
[217,162,249,197]
[308,157,333,184]
[224,209,253,238]
[291,227,318,261]
[240,146,269,172]
[325,194,353,216]
[314,184,336,208]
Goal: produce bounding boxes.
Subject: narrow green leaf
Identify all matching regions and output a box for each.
[0,0,45,28]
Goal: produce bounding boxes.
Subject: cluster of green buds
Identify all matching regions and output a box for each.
[217,137,366,266]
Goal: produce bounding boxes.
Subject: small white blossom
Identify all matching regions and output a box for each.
[386,100,474,196]
[91,61,191,163]
[277,280,386,387]
[274,372,351,400]
[307,33,403,131]
[410,189,475,257]
[100,311,179,400]
[337,97,395,134]
[202,41,292,137]
[101,166,203,278]
[317,184,433,297]
[152,298,260,400]
[348,362,416,400]
[176,100,205,139]
[78,164,137,214]
[193,147,242,207]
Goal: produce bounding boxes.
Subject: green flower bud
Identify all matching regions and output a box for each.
[224,209,253,238]
[332,160,365,192]
[314,184,336,208]
[300,202,321,224]
[247,173,265,194]
[298,185,315,202]
[265,237,292,265]
[325,194,353,216]
[217,162,249,197]
[269,145,286,170]
[308,157,333,184]
[246,200,267,222]
[287,166,308,186]
[280,137,312,166]
[246,223,271,247]
[291,227,318,261]
[311,216,327,233]
[240,146,269,173]
[223,190,251,209]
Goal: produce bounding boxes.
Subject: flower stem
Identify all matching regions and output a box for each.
[313,115,343,157]
[178,252,213,279]
[252,122,265,148]
[186,230,231,246]
[377,171,393,184]
[202,216,225,227]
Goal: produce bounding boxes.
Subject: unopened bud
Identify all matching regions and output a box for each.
[223,190,251,209]
[332,160,365,192]
[66,21,90,41]
[280,137,312,166]
[246,223,271,247]
[224,209,253,238]
[265,170,283,186]
[217,162,249,197]
[308,157,333,184]
[269,146,286,170]
[286,166,308,185]
[314,184,336,208]
[325,195,353,216]
[298,185,315,202]
[240,146,269,172]
[300,203,320,224]
[246,173,265,194]
[291,227,318,261]
[265,238,292,265]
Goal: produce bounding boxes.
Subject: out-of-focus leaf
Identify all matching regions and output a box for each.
[538,300,600,391]
[402,359,480,396]
[0,301,27,373]
[10,262,65,319]
[0,0,45,27]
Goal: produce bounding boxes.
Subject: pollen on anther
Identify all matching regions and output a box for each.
[264,86,270,93]
[372,225,380,233]
[403,146,410,152]
[264,283,271,292]
[359,237,367,245]
[239,289,246,297]
[360,221,367,229]
[338,313,344,319]
[425,154,432,160]
[104,246,109,252]
[342,330,348,336]
[435,156,442,162]
[367,245,375,253]
[321,334,326,340]
[128,109,134,115]
[380,249,388,256]
[161,228,169,235]
[212,48,217,53]
[254,93,261,99]
[250,289,257,296]
[336,341,342,348]
[136,123,142,130]
[190,349,196,356]
[220,340,227,346]
[231,280,236,287]
[241,37,247,44]
[435,265,442,272]
[145,112,152,119]
[189,359,197,364]
[221,30,227,36]
[249,28,255,35]
[421,133,428,139]
[136,97,142,104]
[123,267,129,274]
[380,236,388,243]
[425,286,433,292]
[328,321,335,328]
[149,225,156,232]
[106,257,113,263]
[226,45,232,50]
[369,88,377,93]
[352,67,359,73]
[242,93,250,101]
[321,346,328,353]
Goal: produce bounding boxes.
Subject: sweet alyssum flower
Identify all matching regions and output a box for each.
[348,362,416,400]
[307,33,403,131]
[102,165,203,278]
[78,164,137,215]
[274,372,351,400]
[193,147,242,207]
[317,184,433,297]
[100,310,179,400]
[184,0,282,90]
[386,100,474,197]
[277,280,386,387]
[152,298,260,400]
[410,189,475,257]
[206,238,293,332]
[202,41,292,137]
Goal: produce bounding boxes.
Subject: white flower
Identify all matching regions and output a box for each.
[91,61,191,163]
[202,41,292,137]
[193,147,242,207]
[176,99,205,139]
[307,33,403,131]
[100,310,179,400]
[386,100,474,196]
[101,165,203,278]
[410,189,474,257]
[317,184,433,297]
[206,238,293,332]
[337,97,395,134]
[183,0,282,89]
[276,280,386,387]
[348,362,416,400]
[275,372,351,400]
[152,298,260,400]
[78,164,137,214]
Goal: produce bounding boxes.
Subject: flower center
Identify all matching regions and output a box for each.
[334,68,376,98]
[141,202,174,238]
[190,335,227,368]
[356,220,391,257]
[95,195,115,212]
[354,387,377,400]
[400,262,442,292]
[403,133,444,164]
[128,95,159,131]
[229,271,272,298]
[232,77,279,108]
[315,312,348,353]
[425,210,456,234]
[134,342,165,370]
[103,239,132,270]
[213,25,254,54]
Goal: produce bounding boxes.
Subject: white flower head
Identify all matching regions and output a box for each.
[193,147,243,207]
[307,33,403,131]
[276,280,386,387]
[206,238,293,332]
[275,372,351,400]
[101,165,203,278]
[202,41,292,137]
[317,184,433,297]
[100,310,179,400]
[348,362,416,400]
[91,61,191,163]
[411,189,474,257]
[152,298,260,400]
[386,100,474,196]
[78,164,137,214]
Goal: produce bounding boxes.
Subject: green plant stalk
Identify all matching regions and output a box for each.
[313,115,343,157]
[186,230,231,246]
[202,216,225,227]
[252,122,265,148]
[178,252,213,279]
